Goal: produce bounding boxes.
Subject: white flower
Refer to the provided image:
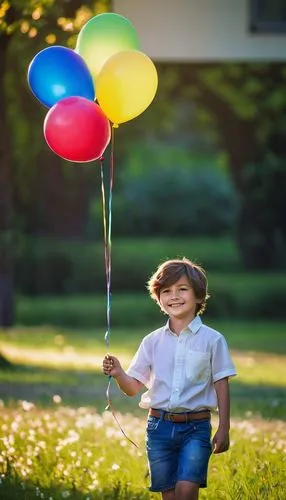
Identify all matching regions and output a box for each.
[53,395,62,404]
[21,401,34,412]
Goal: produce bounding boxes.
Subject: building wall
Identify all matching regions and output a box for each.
[113,0,286,61]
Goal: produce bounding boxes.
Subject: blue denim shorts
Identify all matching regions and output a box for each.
[146,414,212,492]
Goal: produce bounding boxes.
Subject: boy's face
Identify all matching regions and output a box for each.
[159,275,201,322]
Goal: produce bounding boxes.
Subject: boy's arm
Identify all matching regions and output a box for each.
[114,370,144,396]
[212,377,230,454]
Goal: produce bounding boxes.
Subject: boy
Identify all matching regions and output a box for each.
[102,258,236,500]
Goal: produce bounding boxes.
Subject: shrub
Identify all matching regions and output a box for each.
[90,167,239,237]
[237,154,286,270]
[16,272,286,327]
[15,236,240,295]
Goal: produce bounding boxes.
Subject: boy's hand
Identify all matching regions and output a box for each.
[102,354,123,378]
[212,427,230,454]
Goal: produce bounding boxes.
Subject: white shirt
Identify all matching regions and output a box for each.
[126,316,236,412]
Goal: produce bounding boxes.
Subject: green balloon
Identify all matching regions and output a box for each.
[76,13,140,82]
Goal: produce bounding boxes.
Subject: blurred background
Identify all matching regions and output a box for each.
[0,0,286,333]
[1,6,285,498]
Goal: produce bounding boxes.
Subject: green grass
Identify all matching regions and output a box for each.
[0,321,285,419]
[0,406,285,499]
[0,322,285,498]
[2,319,286,353]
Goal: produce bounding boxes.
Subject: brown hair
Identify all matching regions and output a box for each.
[147,258,210,315]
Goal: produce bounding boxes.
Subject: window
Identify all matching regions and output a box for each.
[250,0,286,33]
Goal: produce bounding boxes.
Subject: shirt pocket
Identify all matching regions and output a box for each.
[185,350,211,383]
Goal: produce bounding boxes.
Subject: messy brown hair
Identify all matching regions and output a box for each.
[147,258,210,315]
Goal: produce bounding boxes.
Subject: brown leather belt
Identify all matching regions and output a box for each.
[149,408,210,423]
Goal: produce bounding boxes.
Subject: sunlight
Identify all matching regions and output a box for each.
[0,343,131,371]
[232,351,286,387]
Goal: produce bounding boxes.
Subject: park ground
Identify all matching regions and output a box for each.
[0,321,285,499]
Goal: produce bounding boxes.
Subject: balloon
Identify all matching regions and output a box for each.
[43,97,111,162]
[76,13,140,82]
[28,46,95,108]
[97,50,158,125]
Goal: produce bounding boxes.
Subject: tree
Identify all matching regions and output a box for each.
[0,1,109,330]
[134,62,286,269]
[89,60,286,269]
[186,63,286,269]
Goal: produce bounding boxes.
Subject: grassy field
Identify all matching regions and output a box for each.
[0,321,285,499]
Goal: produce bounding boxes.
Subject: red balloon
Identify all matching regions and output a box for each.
[43,96,111,162]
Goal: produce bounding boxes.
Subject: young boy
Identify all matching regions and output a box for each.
[102,258,236,500]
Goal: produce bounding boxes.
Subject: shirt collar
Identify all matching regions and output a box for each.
[165,315,203,335]
[189,315,202,333]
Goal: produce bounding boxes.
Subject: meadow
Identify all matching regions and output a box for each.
[0,321,285,499]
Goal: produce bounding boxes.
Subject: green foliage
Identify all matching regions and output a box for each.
[238,154,286,269]
[89,150,239,238]
[2,0,109,222]
[112,167,238,237]
[16,293,160,328]
[198,65,261,120]
[15,236,241,295]
[15,269,286,328]
[5,37,45,204]
[14,235,286,323]
[207,273,286,320]
[195,63,286,142]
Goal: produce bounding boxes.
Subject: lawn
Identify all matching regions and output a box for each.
[0,405,285,500]
[0,321,285,499]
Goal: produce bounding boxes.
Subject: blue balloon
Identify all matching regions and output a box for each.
[27,45,95,107]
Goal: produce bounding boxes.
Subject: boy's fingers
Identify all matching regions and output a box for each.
[105,353,114,362]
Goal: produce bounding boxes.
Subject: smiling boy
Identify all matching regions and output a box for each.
[102,258,236,500]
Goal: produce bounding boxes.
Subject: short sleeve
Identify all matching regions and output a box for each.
[211,335,237,383]
[126,337,151,388]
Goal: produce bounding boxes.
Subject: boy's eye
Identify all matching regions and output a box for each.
[161,289,169,294]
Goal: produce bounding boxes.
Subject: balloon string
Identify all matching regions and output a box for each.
[100,160,108,290]
[100,128,114,348]
[105,377,139,449]
[106,125,114,346]
[100,127,139,449]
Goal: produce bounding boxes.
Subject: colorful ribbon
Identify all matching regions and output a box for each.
[100,134,113,349]
[105,379,139,448]
[100,127,139,449]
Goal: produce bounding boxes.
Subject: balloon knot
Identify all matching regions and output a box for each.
[112,123,119,129]
[99,156,104,161]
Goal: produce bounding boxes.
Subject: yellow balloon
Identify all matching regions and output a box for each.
[97,50,158,125]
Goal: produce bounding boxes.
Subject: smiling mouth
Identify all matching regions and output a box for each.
[169,303,184,307]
